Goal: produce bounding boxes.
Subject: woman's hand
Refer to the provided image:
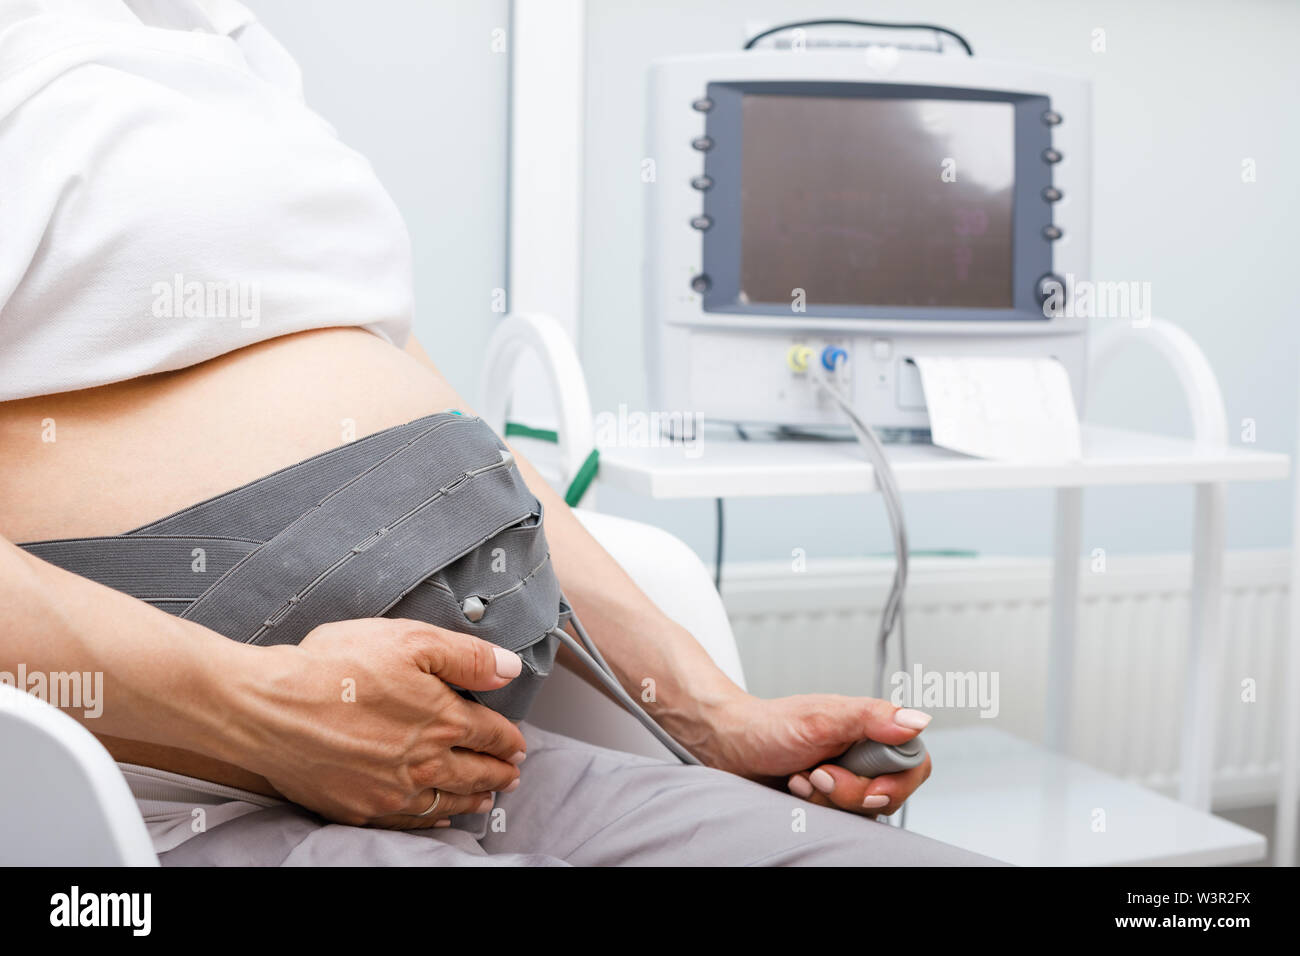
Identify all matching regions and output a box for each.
[700,693,932,817]
[224,618,528,829]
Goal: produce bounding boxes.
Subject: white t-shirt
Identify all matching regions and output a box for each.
[0,0,414,401]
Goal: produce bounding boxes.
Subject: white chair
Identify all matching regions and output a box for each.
[0,314,745,863]
[0,683,157,865]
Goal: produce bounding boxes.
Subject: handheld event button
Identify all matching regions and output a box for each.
[832,737,927,778]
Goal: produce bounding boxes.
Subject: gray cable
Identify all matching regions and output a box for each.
[714,497,725,591]
[549,622,702,766]
[561,379,914,826]
[568,611,616,680]
[812,371,913,829]
[811,375,910,699]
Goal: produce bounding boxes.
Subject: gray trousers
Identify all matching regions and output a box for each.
[155,724,998,866]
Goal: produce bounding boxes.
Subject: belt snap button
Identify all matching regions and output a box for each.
[461,596,486,622]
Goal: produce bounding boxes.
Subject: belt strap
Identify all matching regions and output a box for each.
[19,413,563,717]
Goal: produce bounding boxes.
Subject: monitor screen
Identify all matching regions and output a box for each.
[737,95,1016,309]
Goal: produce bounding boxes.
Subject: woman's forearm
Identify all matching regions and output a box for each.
[511,453,749,760]
[0,536,254,758]
[2,533,533,823]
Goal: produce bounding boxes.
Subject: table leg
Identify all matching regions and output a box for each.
[1279,602,1300,865]
[1182,482,1226,810]
[1046,487,1083,752]
[1276,479,1300,864]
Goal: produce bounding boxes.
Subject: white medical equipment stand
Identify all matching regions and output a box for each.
[485,313,1290,866]
[1278,376,1300,867]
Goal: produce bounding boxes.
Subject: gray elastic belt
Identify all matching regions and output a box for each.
[19,411,700,762]
[20,413,563,720]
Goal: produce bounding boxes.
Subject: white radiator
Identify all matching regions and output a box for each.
[720,550,1290,809]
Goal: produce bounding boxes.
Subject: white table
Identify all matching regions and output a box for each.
[597,424,1285,498]
[596,424,1288,866]
[912,728,1265,866]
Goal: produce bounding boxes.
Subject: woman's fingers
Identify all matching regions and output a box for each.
[400,620,524,692]
[790,765,883,813]
[850,757,931,814]
[372,788,498,831]
[380,746,522,831]
[786,754,932,816]
[453,696,528,763]
[261,618,532,829]
[429,748,522,796]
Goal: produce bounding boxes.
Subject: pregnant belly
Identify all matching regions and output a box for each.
[0,327,467,789]
[0,327,462,541]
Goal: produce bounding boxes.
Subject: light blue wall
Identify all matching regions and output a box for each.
[251,0,511,401]
[580,0,1300,564]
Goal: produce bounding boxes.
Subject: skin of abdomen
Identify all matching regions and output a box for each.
[0,327,458,542]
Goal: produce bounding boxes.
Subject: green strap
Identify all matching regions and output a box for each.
[563,449,600,507]
[504,421,598,508]
[503,422,559,443]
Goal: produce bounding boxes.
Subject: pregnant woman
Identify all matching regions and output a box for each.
[0,0,990,866]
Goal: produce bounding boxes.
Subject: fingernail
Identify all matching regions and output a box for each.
[809,768,835,795]
[787,775,813,799]
[508,751,527,765]
[503,778,520,793]
[893,708,931,730]
[493,647,522,679]
[862,794,889,809]
[476,796,494,813]
[433,819,452,828]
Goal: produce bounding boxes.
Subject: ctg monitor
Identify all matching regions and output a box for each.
[643,49,1091,433]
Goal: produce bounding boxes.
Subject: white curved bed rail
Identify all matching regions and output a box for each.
[1088,317,1228,444]
[478,313,595,493]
